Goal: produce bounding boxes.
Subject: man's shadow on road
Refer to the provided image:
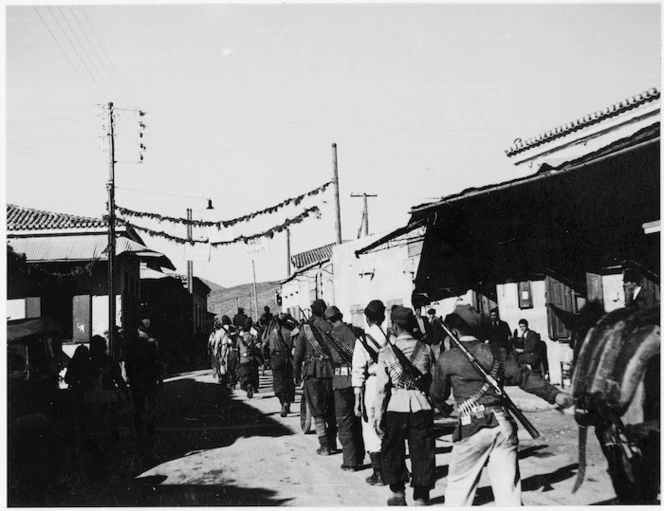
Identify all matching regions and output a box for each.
[127,376,295,506]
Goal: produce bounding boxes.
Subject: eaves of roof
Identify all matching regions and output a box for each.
[291,242,335,269]
[505,87,660,157]
[411,123,660,217]
[281,257,332,286]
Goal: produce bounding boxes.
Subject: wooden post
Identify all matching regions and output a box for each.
[107,102,116,359]
[332,143,342,244]
[286,227,291,276]
[351,192,377,238]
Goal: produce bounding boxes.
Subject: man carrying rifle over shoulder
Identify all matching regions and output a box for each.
[293,299,338,456]
[430,304,574,506]
[325,305,365,472]
[374,306,436,506]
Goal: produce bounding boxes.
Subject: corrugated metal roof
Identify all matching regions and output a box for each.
[291,242,335,269]
[7,204,107,231]
[505,87,660,157]
[7,235,174,269]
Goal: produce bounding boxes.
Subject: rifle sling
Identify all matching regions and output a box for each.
[390,343,425,384]
[359,333,380,364]
[303,324,331,359]
[325,329,354,366]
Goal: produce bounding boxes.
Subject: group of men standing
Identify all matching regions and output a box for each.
[289,298,574,506]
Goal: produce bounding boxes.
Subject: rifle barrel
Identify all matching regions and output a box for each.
[439,321,540,439]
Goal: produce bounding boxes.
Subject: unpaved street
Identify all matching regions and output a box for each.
[130,368,617,506]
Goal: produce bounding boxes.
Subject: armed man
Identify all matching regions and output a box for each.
[374,306,436,506]
[430,304,574,506]
[352,299,389,486]
[293,299,338,455]
[324,305,365,472]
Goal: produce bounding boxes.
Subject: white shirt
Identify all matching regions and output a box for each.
[351,323,388,389]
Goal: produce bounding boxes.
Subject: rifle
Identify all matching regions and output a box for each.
[439,321,541,439]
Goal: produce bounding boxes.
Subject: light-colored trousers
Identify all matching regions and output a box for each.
[445,411,522,506]
[361,374,382,453]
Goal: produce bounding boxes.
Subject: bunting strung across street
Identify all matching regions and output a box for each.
[115,205,322,246]
[115,180,332,229]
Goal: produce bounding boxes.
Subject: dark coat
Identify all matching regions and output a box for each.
[293,316,334,380]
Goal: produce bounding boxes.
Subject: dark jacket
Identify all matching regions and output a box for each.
[293,316,334,380]
[512,330,540,364]
[487,319,512,353]
[430,337,559,439]
[328,322,357,390]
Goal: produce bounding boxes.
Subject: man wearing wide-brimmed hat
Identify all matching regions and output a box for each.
[431,304,573,506]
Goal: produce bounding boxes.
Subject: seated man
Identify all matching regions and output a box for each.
[511,319,540,368]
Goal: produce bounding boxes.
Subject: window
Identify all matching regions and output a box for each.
[546,276,576,340]
[518,281,533,309]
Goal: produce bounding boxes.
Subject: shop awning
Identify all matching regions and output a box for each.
[8,234,176,270]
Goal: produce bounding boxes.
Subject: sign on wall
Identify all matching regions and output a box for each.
[244,238,269,259]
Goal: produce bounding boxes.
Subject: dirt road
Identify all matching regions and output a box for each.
[130,368,617,506]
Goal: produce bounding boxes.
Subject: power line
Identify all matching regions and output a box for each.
[32,6,99,102]
[44,6,108,100]
[57,6,115,101]
[69,6,137,109]
[79,7,138,110]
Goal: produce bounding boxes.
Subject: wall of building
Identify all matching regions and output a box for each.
[281,260,334,321]
[332,234,419,328]
[496,279,573,385]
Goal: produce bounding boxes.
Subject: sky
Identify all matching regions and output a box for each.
[5,2,662,289]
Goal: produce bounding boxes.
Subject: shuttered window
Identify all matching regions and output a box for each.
[546,276,576,340]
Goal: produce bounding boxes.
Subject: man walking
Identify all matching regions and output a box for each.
[293,299,338,455]
[430,305,573,506]
[325,305,365,471]
[374,306,436,506]
[352,299,389,486]
[264,313,296,416]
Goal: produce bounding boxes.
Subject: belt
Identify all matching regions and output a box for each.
[458,405,506,421]
[334,366,351,376]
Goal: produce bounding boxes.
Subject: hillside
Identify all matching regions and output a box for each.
[208,281,281,321]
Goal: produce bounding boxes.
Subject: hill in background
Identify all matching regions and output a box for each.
[208,281,281,321]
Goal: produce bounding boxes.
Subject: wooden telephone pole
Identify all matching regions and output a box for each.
[106,102,117,359]
[351,192,377,237]
[332,143,342,244]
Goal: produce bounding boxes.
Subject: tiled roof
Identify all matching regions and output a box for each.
[7,204,106,232]
[506,87,660,157]
[291,242,335,269]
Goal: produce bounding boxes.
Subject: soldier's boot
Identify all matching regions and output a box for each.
[246,384,254,399]
[280,401,288,417]
[366,451,386,486]
[327,429,339,454]
[387,492,407,506]
[316,437,331,456]
[315,418,331,455]
[412,486,430,506]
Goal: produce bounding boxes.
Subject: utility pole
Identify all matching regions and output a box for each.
[252,260,259,322]
[106,102,116,360]
[286,227,291,276]
[186,208,195,335]
[351,192,377,237]
[332,143,342,244]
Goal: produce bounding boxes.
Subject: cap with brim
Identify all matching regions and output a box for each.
[391,306,415,327]
[450,304,481,329]
[364,300,386,319]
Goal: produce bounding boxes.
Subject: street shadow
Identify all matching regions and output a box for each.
[125,478,293,506]
[518,444,554,460]
[470,463,579,505]
[148,377,294,466]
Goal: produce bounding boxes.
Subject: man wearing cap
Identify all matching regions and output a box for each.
[325,305,365,471]
[430,304,574,506]
[352,299,389,486]
[233,307,248,329]
[374,306,436,506]
[293,299,338,455]
[623,268,657,309]
[426,308,446,359]
[264,313,296,417]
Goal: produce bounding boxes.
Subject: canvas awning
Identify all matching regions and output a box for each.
[410,126,660,305]
[7,234,175,270]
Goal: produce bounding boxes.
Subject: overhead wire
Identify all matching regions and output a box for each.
[70,6,137,109]
[32,6,100,102]
[45,6,109,101]
[56,6,116,101]
[78,6,139,111]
